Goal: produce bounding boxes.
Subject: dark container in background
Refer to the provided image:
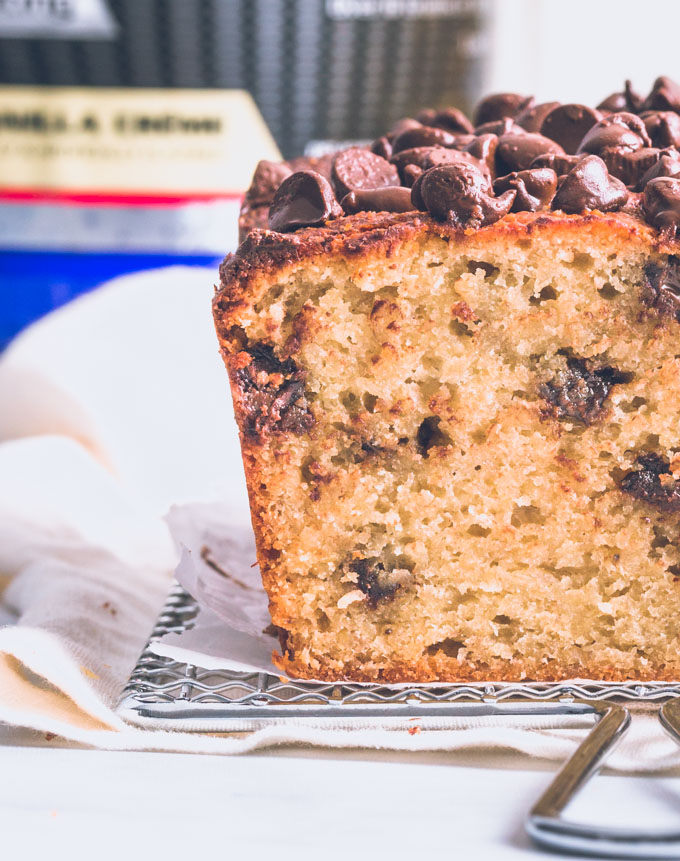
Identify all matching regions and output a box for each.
[0,0,491,158]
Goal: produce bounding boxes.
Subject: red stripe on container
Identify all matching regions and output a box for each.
[0,188,244,207]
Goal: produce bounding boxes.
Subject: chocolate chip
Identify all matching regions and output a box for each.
[269,170,343,232]
[620,453,680,512]
[341,186,415,214]
[597,80,643,113]
[350,558,413,608]
[463,133,498,174]
[417,106,474,135]
[495,132,564,175]
[494,168,557,212]
[371,135,393,160]
[391,125,457,153]
[474,117,524,137]
[603,147,661,187]
[246,160,293,206]
[233,344,314,437]
[391,145,489,184]
[578,112,652,156]
[331,147,401,199]
[474,92,534,126]
[540,104,601,155]
[539,356,632,425]
[552,155,628,213]
[515,101,561,133]
[636,150,680,191]
[642,76,680,113]
[642,257,680,321]
[644,176,680,238]
[640,111,680,149]
[412,163,515,228]
[386,117,422,142]
[530,152,585,176]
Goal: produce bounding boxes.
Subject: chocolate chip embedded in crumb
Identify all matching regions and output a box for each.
[412,163,515,229]
[539,356,632,425]
[493,168,557,212]
[341,186,415,214]
[552,155,628,214]
[331,147,401,199]
[540,104,601,155]
[350,558,414,608]
[232,344,314,438]
[269,170,343,232]
[620,453,680,512]
[495,132,564,175]
[644,177,680,238]
[474,92,534,126]
[642,258,680,321]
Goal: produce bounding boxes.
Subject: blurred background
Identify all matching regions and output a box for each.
[1,0,679,346]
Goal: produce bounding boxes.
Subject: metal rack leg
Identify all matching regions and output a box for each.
[527,701,680,858]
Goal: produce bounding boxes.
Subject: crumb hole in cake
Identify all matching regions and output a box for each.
[466,260,499,279]
[416,416,453,456]
[449,319,475,338]
[467,524,491,537]
[529,285,558,305]
[620,396,648,414]
[316,610,331,632]
[569,252,594,269]
[426,638,464,658]
[668,565,680,578]
[427,261,444,268]
[598,283,620,300]
[511,504,546,527]
[339,389,361,416]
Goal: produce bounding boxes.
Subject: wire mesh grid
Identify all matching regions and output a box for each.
[116,582,680,732]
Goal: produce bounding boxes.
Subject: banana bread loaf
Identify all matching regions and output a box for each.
[214,77,680,682]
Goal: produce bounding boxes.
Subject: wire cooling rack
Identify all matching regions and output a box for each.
[116,582,680,732]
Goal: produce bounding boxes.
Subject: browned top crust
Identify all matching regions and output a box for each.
[216,209,668,315]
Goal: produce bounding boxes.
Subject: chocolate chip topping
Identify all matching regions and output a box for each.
[578,112,652,156]
[242,76,680,242]
[418,106,474,135]
[233,344,314,438]
[493,168,557,212]
[540,356,631,424]
[391,145,488,185]
[474,93,534,126]
[331,147,401,199]
[642,258,680,321]
[552,155,628,214]
[643,176,680,237]
[341,186,415,214]
[412,163,515,228]
[597,80,642,114]
[530,152,585,176]
[642,76,680,113]
[620,453,680,512]
[515,101,561,133]
[540,104,602,155]
[496,133,564,175]
[640,111,680,149]
[636,149,680,191]
[246,160,293,206]
[269,170,343,232]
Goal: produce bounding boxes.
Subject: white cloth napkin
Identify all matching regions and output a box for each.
[1,266,680,770]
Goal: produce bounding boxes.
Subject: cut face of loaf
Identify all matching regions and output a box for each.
[214,211,680,682]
